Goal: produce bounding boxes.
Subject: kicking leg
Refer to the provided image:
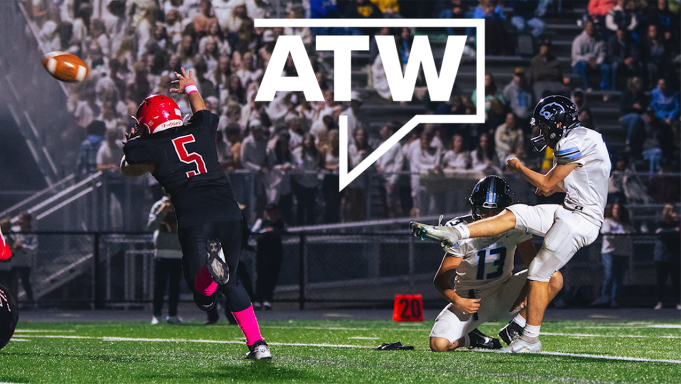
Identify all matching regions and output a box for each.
[411,210,517,247]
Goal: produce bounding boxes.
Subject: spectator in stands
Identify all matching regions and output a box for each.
[343,128,372,222]
[148,194,183,325]
[649,78,680,126]
[471,74,506,123]
[375,123,404,218]
[442,133,470,172]
[503,68,534,123]
[579,108,597,131]
[605,0,638,34]
[607,156,628,203]
[529,41,569,99]
[572,20,611,93]
[9,213,37,305]
[76,120,106,177]
[638,108,674,174]
[265,135,294,222]
[344,0,382,35]
[648,160,681,204]
[410,129,442,217]
[587,0,616,34]
[607,27,642,91]
[591,203,633,308]
[319,129,342,223]
[193,0,217,38]
[510,0,547,37]
[474,0,514,55]
[340,91,364,144]
[495,112,525,162]
[648,0,679,43]
[641,24,673,88]
[471,132,501,174]
[653,204,680,310]
[571,88,587,113]
[241,123,269,217]
[439,0,468,37]
[193,59,217,98]
[291,133,319,225]
[620,76,648,148]
[222,123,243,170]
[236,51,262,89]
[252,203,286,310]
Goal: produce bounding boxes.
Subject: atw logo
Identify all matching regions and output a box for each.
[255,19,485,190]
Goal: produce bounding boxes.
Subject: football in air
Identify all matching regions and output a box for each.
[42,51,89,82]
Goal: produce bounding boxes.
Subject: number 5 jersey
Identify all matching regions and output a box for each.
[123,110,242,228]
[444,215,532,292]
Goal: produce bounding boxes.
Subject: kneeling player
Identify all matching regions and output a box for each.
[429,176,563,352]
[1,226,19,351]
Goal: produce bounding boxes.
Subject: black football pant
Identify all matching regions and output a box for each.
[153,258,183,317]
[207,260,255,323]
[178,220,251,313]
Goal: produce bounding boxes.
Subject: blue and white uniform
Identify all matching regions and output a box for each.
[430,216,532,344]
[507,125,611,282]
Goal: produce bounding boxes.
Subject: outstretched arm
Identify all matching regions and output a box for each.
[507,158,578,195]
[170,67,206,114]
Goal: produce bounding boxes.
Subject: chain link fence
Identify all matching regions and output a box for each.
[0,229,676,310]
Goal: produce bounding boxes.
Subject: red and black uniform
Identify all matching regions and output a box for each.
[124,110,250,311]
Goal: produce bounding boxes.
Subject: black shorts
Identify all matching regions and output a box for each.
[0,282,18,350]
[177,220,243,294]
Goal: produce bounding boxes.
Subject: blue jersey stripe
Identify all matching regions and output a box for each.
[555,146,579,155]
[562,152,583,159]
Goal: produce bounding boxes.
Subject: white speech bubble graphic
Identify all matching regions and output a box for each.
[254,19,485,191]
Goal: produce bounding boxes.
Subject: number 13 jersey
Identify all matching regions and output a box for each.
[445,215,532,292]
[123,110,242,228]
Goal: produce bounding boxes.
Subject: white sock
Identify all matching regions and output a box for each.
[523,325,540,340]
[512,314,526,328]
[453,224,470,239]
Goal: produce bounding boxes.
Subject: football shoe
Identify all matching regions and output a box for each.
[468,328,502,349]
[246,340,272,360]
[500,337,542,353]
[409,222,460,250]
[206,240,230,285]
[499,320,524,345]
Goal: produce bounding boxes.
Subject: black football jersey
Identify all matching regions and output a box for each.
[123,110,242,228]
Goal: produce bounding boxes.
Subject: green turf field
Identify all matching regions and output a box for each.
[1,318,680,383]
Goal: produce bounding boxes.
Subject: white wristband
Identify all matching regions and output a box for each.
[185,85,198,95]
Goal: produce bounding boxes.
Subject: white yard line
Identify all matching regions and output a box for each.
[542,332,681,339]
[15,334,681,364]
[14,329,75,333]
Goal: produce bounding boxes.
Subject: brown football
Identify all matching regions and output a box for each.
[42,52,89,82]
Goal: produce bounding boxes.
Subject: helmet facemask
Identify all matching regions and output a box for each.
[531,119,562,152]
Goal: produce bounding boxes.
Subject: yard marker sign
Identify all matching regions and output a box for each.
[255,19,485,190]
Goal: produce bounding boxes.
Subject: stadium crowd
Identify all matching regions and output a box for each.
[24,0,681,226]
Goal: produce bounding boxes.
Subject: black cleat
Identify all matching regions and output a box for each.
[207,240,230,285]
[468,328,502,349]
[499,320,524,345]
[246,340,272,360]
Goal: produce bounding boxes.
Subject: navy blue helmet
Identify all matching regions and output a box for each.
[530,95,580,152]
[469,175,513,220]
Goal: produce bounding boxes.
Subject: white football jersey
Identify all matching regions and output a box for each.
[553,126,611,226]
[445,216,532,292]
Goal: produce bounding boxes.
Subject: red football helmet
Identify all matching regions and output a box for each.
[135,95,184,134]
